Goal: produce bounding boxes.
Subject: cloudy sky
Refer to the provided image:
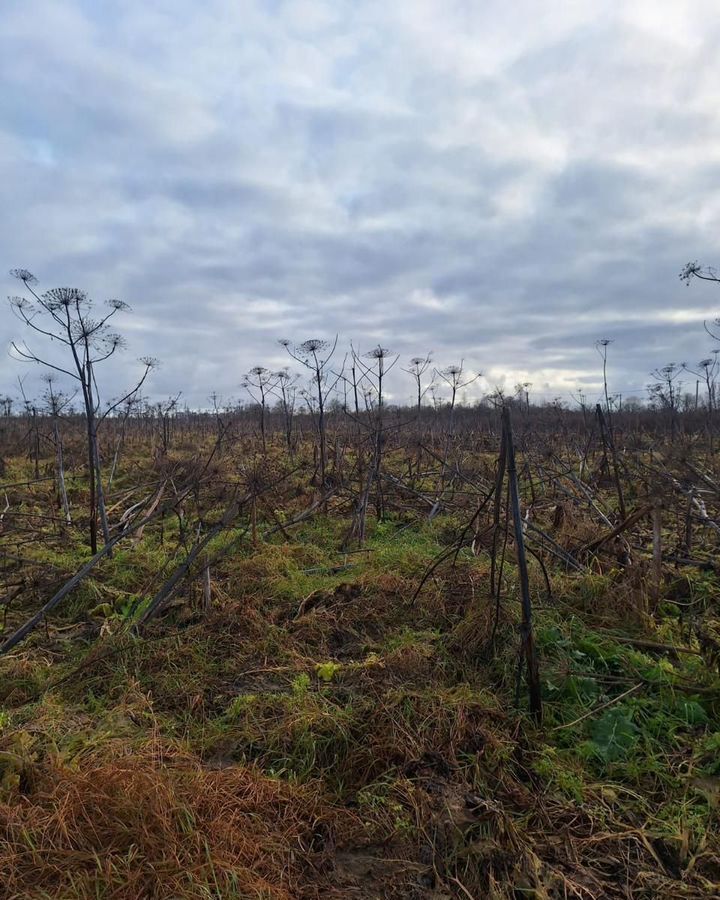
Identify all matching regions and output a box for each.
[2,0,720,408]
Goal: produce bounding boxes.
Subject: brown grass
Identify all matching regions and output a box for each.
[0,743,360,899]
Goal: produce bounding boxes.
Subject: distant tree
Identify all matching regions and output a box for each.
[622,396,644,413]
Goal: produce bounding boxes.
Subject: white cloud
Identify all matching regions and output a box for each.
[1,0,719,406]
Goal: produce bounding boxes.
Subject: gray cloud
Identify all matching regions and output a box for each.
[2,0,720,408]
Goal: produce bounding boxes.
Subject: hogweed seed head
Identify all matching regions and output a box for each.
[299,339,327,354]
[10,268,37,284]
[43,287,87,309]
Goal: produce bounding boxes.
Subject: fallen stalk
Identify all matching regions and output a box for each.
[0,486,193,656]
[552,683,644,731]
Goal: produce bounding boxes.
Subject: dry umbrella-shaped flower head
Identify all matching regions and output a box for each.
[8,295,31,312]
[364,345,391,360]
[680,261,703,283]
[107,298,130,312]
[9,268,37,284]
[98,332,126,354]
[43,287,88,310]
[299,339,327,354]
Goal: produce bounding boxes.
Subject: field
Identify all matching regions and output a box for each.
[1,404,719,899]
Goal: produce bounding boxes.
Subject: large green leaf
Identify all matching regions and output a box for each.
[589,707,639,762]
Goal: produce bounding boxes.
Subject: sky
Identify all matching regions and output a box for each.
[2,0,720,409]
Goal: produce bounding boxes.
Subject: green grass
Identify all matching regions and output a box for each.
[2,484,720,897]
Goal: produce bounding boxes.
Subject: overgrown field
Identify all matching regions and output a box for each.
[1,414,719,898]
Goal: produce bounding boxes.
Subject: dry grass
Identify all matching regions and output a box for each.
[0,742,360,899]
[2,437,720,898]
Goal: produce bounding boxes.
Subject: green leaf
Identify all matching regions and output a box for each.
[589,707,639,761]
[316,661,341,683]
[673,699,709,727]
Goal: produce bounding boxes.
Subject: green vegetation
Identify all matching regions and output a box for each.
[1,423,720,898]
